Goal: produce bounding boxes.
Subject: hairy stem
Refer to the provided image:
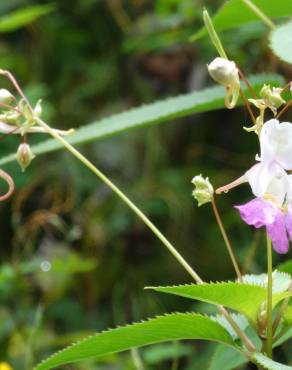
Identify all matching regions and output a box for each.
[241,0,276,30]
[211,199,242,281]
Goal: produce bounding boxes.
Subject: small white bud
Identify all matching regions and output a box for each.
[191,175,214,207]
[207,57,238,86]
[16,143,35,171]
[207,57,240,109]
[0,89,14,103]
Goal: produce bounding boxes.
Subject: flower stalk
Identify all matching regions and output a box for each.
[211,198,242,281]
[265,234,273,358]
[241,0,276,30]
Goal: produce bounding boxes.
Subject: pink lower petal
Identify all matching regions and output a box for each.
[285,208,292,241]
[267,212,289,254]
[235,198,278,228]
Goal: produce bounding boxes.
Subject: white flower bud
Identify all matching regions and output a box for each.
[191,175,214,206]
[207,57,240,109]
[207,57,238,86]
[0,89,14,103]
[16,143,35,171]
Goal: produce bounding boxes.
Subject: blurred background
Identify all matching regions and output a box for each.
[0,0,291,369]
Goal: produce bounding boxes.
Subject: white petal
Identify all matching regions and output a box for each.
[260,119,292,169]
[245,162,288,204]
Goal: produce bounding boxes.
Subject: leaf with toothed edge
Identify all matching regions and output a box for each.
[0,74,284,167]
[147,282,292,325]
[34,313,238,370]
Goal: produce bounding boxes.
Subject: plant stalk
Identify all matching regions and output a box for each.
[265,234,273,358]
[241,0,276,30]
[211,199,242,281]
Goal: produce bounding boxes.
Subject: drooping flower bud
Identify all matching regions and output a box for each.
[16,143,35,171]
[191,175,214,206]
[260,84,285,110]
[0,89,14,104]
[207,57,240,109]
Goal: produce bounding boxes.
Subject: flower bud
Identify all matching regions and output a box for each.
[191,175,214,207]
[0,89,14,104]
[207,57,240,109]
[260,84,285,109]
[207,57,238,86]
[16,143,35,171]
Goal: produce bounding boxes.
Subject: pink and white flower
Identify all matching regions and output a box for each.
[218,119,292,253]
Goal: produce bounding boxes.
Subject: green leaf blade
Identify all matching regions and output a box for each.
[148,282,291,324]
[0,74,284,167]
[34,313,236,370]
[0,4,55,33]
[192,0,292,41]
[270,21,292,64]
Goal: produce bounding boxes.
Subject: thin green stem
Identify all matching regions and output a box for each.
[265,234,273,358]
[241,0,276,30]
[131,348,144,370]
[36,118,203,284]
[211,199,242,281]
[203,9,228,59]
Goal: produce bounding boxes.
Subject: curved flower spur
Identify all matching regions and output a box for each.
[0,69,74,200]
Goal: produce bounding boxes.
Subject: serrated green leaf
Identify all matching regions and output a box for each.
[34,313,237,370]
[252,353,292,370]
[191,0,292,41]
[148,282,292,325]
[284,305,292,326]
[270,21,292,64]
[0,4,54,33]
[0,74,284,167]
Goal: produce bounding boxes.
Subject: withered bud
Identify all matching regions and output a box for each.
[16,143,35,172]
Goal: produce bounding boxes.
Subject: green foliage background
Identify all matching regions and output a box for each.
[0,0,290,369]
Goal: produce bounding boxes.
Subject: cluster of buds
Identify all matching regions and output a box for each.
[0,88,73,172]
